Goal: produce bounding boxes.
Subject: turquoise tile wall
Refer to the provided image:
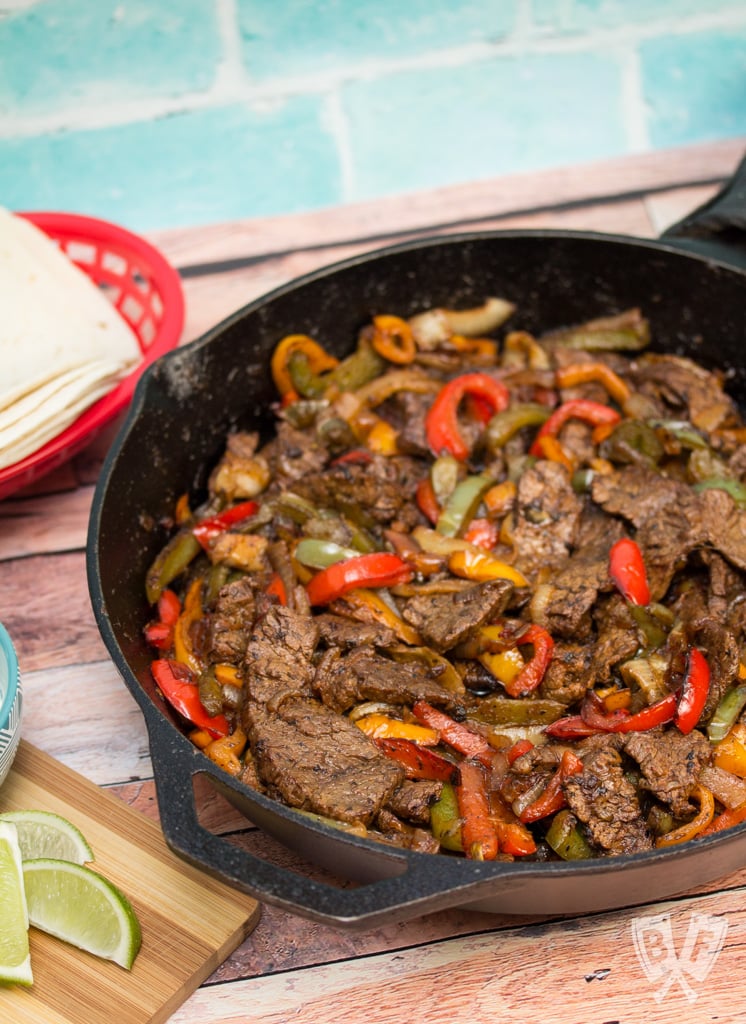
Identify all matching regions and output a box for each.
[1,0,744,232]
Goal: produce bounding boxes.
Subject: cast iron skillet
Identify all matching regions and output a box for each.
[88,152,746,930]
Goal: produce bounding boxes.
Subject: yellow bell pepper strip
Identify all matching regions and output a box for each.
[456,759,499,860]
[501,624,555,699]
[191,500,259,549]
[214,662,243,687]
[608,537,650,607]
[370,314,417,365]
[448,548,529,588]
[204,728,248,777]
[502,330,551,369]
[415,476,441,525]
[145,529,201,604]
[271,334,339,398]
[656,785,715,847]
[708,688,746,745]
[483,480,517,517]
[529,399,621,457]
[555,362,632,406]
[329,588,423,645]
[151,658,230,738]
[713,724,746,777]
[374,737,458,782]
[485,403,551,450]
[365,418,400,455]
[532,434,574,472]
[674,647,711,735]
[449,334,498,363]
[463,517,499,550]
[544,809,592,860]
[412,701,495,768]
[479,646,525,688]
[174,492,192,526]
[519,749,584,824]
[306,553,413,606]
[355,713,439,745]
[173,578,204,676]
[425,372,510,461]
[436,473,494,537]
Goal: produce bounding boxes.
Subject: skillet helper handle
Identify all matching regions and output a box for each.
[661,147,746,270]
[145,712,493,929]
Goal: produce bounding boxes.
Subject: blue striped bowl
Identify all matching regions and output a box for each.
[0,623,22,789]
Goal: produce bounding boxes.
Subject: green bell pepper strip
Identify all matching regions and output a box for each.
[598,420,664,467]
[693,478,746,508]
[294,538,360,570]
[545,810,592,860]
[436,473,494,538]
[145,530,201,605]
[430,782,463,852]
[708,684,746,743]
[485,403,550,451]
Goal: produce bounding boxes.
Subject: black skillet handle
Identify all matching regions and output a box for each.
[144,710,494,929]
[661,148,746,270]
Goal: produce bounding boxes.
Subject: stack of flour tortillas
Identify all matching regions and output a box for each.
[0,208,141,470]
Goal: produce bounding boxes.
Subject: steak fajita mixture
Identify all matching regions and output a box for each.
[143,298,746,862]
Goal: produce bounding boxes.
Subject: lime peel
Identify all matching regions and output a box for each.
[0,822,33,986]
[23,858,142,970]
[0,809,94,864]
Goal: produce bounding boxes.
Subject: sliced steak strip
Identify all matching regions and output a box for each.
[386,779,444,825]
[314,646,463,713]
[540,642,594,705]
[401,579,513,652]
[564,747,653,855]
[632,353,738,432]
[244,697,404,825]
[699,487,746,572]
[242,605,319,706]
[315,612,398,650]
[262,421,329,486]
[208,575,256,665]
[623,729,712,818]
[512,460,584,578]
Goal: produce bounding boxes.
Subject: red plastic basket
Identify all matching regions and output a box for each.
[0,211,185,500]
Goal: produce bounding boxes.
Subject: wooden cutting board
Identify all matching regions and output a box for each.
[0,740,261,1024]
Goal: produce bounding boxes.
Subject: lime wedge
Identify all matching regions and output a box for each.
[0,822,33,986]
[22,859,142,970]
[0,810,93,864]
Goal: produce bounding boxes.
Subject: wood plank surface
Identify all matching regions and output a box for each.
[0,743,260,1024]
[3,140,746,1023]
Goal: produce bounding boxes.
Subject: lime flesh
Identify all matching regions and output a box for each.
[0,822,32,986]
[22,858,142,970]
[0,809,93,864]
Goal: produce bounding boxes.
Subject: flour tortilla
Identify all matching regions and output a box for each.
[0,208,142,469]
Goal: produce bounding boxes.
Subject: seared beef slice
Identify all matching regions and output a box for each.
[401,580,513,652]
[242,605,319,705]
[564,746,652,855]
[624,729,711,818]
[244,697,404,825]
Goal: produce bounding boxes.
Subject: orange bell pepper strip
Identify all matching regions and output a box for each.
[700,796,746,836]
[355,713,440,745]
[370,315,417,365]
[415,476,441,525]
[374,737,458,782]
[173,578,204,675]
[529,399,621,457]
[713,725,746,778]
[519,749,584,823]
[448,548,529,588]
[457,760,499,860]
[496,820,537,857]
[329,587,423,645]
[306,553,413,606]
[271,334,339,397]
[656,785,715,847]
[555,362,631,406]
[425,372,510,460]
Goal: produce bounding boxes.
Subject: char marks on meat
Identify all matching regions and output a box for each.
[632,353,739,431]
[242,605,319,705]
[292,454,420,528]
[243,697,404,825]
[401,580,513,652]
[512,461,584,578]
[387,779,443,825]
[208,575,256,665]
[315,612,398,650]
[623,729,712,818]
[564,746,653,855]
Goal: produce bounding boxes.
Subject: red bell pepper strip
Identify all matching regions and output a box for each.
[544,715,600,740]
[608,537,650,606]
[151,658,230,738]
[506,739,535,765]
[496,820,537,857]
[144,588,182,649]
[700,797,746,836]
[579,691,631,732]
[519,749,584,823]
[456,760,499,860]
[425,373,510,461]
[192,500,259,548]
[158,588,182,625]
[330,449,373,467]
[266,572,288,606]
[529,399,621,457]
[306,552,413,606]
[675,647,711,735]
[503,624,555,698]
[610,692,677,733]
[374,737,458,782]
[463,517,500,550]
[412,701,495,768]
[415,476,441,525]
